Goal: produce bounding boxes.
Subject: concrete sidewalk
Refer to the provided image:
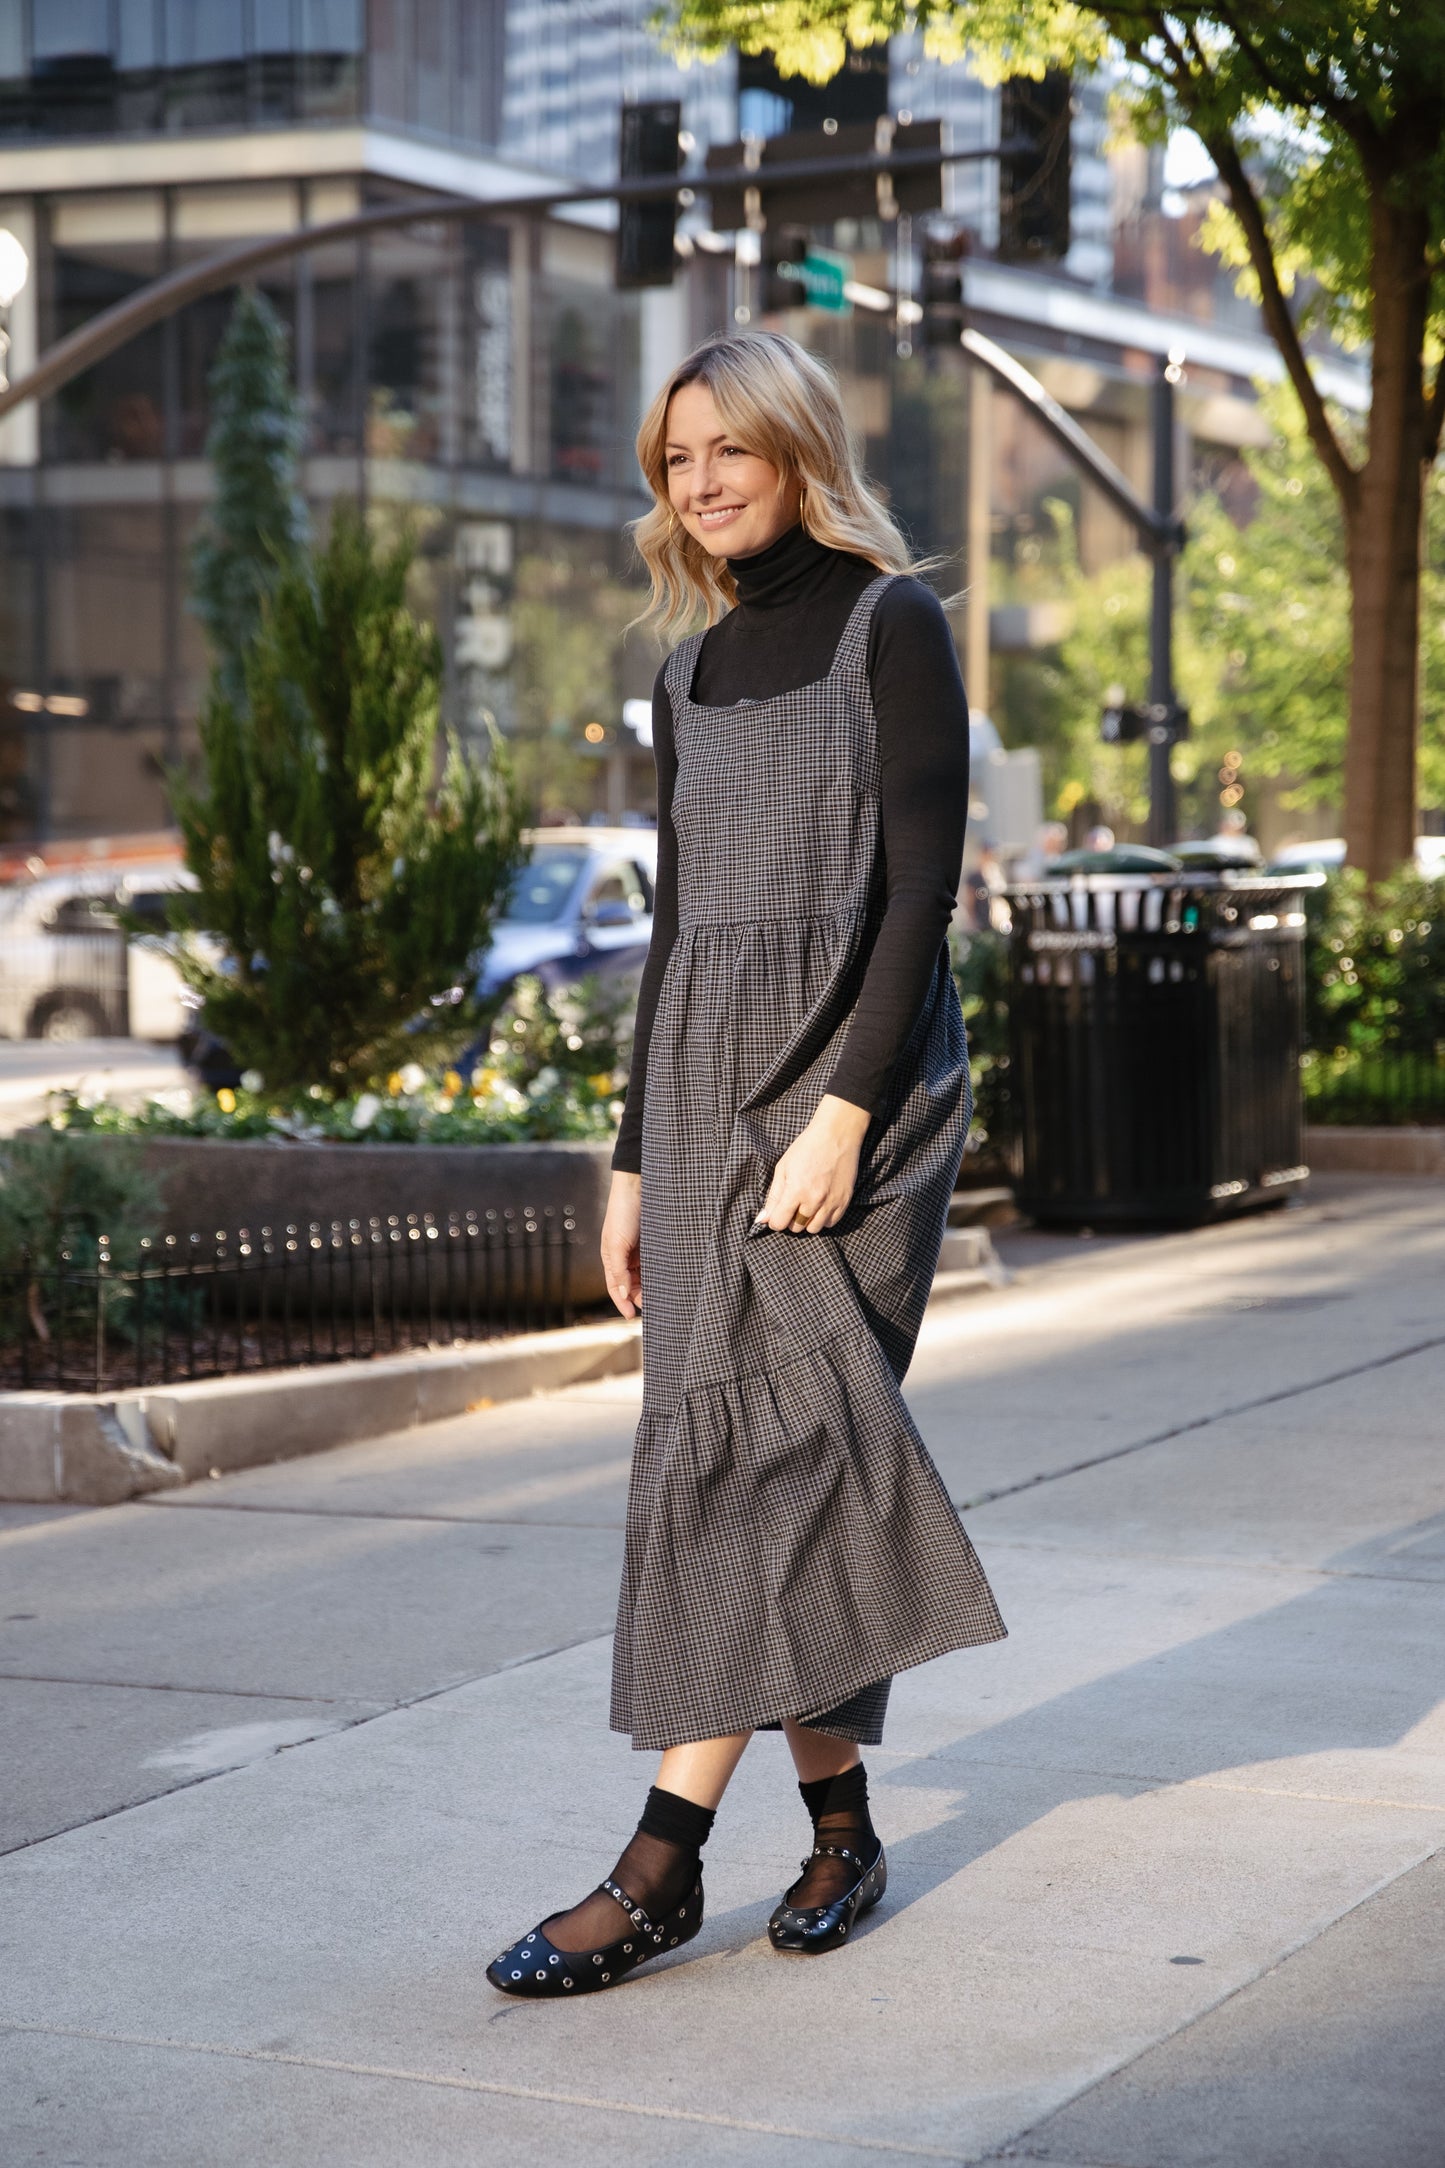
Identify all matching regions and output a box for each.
[2,1173,1443,2165]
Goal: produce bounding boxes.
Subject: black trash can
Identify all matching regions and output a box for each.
[1003,870,1321,1226]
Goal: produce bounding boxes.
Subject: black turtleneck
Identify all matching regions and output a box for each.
[612,523,969,1174]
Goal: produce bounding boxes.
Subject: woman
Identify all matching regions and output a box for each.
[488,331,1004,2000]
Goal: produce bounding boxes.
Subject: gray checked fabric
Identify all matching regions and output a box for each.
[610,576,1006,1752]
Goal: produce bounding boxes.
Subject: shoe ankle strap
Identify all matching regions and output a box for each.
[600,1875,659,1934]
[806,1842,862,1869]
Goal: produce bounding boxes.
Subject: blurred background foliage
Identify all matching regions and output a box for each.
[996,387,1445,838]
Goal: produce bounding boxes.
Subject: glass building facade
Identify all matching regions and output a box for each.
[0,2,505,151]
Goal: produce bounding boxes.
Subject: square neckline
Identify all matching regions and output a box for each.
[679,572,895,712]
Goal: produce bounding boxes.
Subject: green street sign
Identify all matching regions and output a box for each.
[776,247,852,313]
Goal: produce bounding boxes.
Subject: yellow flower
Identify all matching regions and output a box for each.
[216,1088,237,1114]
[387,1072,404,1096]
[443,1070,464,1095]
[472,1067,500,1096]
[587,1071,615,1094]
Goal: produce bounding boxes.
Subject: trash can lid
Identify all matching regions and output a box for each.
[1048,845,1183,875]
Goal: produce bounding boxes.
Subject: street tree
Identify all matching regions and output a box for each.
[668,1,1445,879]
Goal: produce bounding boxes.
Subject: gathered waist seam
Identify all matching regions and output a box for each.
[676,905,868,933]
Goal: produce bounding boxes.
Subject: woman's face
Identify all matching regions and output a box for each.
[663,380,802,560]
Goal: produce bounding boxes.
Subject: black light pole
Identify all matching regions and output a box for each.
[1147,349,1185,848]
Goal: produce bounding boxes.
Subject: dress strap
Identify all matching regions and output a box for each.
[665,629,708,710]
[829,572,897,684]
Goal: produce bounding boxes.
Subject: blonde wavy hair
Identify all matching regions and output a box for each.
[631,330,915,642]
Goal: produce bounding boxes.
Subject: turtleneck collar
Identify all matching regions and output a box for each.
[728,521,840,609]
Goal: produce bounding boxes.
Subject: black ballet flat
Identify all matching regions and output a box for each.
[486,1872,704,1998]
[767,1841,886,1955]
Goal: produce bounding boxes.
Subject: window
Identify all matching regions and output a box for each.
[586,865,648,921]
[47,891,120,935]
[46,196,167,463]
[503,847,589,925]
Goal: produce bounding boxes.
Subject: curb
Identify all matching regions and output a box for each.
[0,1231,1008,1507]
[0,1318,642,1506]
[1304,1125,1445,1177]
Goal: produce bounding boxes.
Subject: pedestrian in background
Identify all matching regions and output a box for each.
[489,330,1004,2000]
[1016,818,1069,881]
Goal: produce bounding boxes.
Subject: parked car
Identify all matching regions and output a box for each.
[476,826,659,999]
[0,863,197,1042]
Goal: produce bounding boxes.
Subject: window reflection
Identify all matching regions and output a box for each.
[0,0,364,138]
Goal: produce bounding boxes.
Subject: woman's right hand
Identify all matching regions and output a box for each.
[601,1171,643,1318]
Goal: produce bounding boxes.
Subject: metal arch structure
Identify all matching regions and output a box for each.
[958,328,1188,845]
[959,326,1182,555]
[0,140,1002,428]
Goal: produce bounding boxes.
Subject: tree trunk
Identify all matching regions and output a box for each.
[1342,195,1432,881]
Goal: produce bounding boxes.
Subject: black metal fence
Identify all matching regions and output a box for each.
[0,1206,578,1394]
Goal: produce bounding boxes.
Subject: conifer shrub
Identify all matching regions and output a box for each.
[166,506,526,1099]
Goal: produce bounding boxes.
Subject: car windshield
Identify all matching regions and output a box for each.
[500,846,590,925]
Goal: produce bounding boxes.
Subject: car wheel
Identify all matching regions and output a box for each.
[31,992,112,1042]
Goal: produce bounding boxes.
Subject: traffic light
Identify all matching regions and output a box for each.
[998,72,1072,264]
[762,224,812,313]
[920,228,967,348]
[706,117,942,232]
[1101,697,1190,746]
[617,101,682,288]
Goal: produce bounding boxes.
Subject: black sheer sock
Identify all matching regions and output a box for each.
[542,1787,714,1955]
[790,1763,878,1907]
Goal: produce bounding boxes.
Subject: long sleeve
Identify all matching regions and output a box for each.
[824,579,970,1114]
[610,664,679,1173]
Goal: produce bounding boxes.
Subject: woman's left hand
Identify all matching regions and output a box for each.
[754,1094,872,1235]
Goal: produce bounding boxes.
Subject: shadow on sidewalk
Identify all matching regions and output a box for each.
[687,1507,1445,1960]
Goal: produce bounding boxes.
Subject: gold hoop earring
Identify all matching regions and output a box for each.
[798,485,810,534]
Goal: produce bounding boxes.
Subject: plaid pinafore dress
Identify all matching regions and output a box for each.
[611,575,1005,1751]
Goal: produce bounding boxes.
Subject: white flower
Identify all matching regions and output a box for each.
[239,1070,264,1093]
[392,856,406,881]
[527,1064,561,1099]
[351,1092,381,1131]
[398,1062,426,1094]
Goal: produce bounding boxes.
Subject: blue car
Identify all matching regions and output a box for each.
[476,826,659,999]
